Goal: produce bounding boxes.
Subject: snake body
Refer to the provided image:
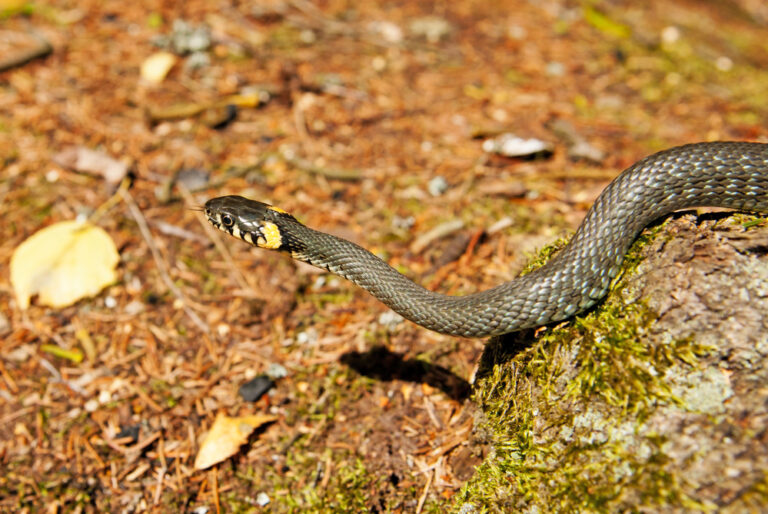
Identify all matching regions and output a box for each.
[205,142,768,337]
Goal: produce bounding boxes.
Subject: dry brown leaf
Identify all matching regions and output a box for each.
[53,146,129,185]
[194,413,277,470]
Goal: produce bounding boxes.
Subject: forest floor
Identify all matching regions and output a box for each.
[1,0,768,512]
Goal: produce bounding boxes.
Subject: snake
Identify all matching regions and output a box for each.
[205,141,768,338]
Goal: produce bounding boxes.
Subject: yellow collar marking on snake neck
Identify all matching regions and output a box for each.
[258,221,283,249]
[268,206,288,214]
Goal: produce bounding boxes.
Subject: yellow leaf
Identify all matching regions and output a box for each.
[194,413,277,470]
[583,6,631,39]
[10,220,119,309]
[0,0,27,11]
[41,343,83,363]
[140,51,177,84]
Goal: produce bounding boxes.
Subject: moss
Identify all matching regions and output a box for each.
[737,472,768,510]
[454,222,714,512]
[230,453,381,513]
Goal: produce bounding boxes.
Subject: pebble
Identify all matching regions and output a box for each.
[266,363,289,379]
[378,311,404,331]
[177,168,210,191]
[482,133,553,158]
[296,328,318,345]
[409,16,452,43]
[184,51,210,71]
[427,176,449,197]
[367,21,404,44]
[255,492,270,506]
[545,61,565,76]
[170,20,211,54]
[238,375,275,402]
[124,300,144,316]
[116,424,141,444]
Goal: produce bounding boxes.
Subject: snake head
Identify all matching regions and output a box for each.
[204,195,296,251]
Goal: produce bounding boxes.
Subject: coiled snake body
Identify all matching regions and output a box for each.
[205,142,768,338]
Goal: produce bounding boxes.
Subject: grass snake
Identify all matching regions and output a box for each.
[205,141,768,338]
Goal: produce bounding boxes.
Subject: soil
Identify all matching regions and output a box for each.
[1,0,767,512]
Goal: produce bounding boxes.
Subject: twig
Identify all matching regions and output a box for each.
[89,177,130,225]
[280,147,363,181]
[148,218,210,245]
[153,467,166,505]
[0,406,34,427]
[37,356,86,395]
[415,470,433,514]
[119,188,210,334]
[211,467,221,514]
[410,219,465,254]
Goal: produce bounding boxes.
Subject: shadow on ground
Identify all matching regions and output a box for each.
[340,345,471,401]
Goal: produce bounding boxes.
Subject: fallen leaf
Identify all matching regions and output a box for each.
[583,6,631,39]
[0,0,27,9]
[11,220,119,309]
[140,51,177,84]
[194,413,277,470]
[53,146,129,185]
[41,343,83,363]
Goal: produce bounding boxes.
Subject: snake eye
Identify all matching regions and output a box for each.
[221,214,234,227]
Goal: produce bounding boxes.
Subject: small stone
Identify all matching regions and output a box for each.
[299,29,316,44]
[124,300,144,316]
[116,424,141,444]
[367,21,403,44]
[483,133,553,159]
[715,56,733,72]
[266,363,289,379]
[45,169,59,182]
[568,140,605,163]
[378,311,404,331]
[661,25,680,44]
[409,16,452,43]
[296,328,318,345]
[177,168,210,191]
[255,492,270,506]
[170,20,211,54]
[184,51,210,71]
[427,176,449,197]
[238,375,275,402]
[84,399,100,412]
[392,215,415,230]
[545,61,565,76]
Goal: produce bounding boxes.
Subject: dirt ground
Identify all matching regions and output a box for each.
[1,0,767,512]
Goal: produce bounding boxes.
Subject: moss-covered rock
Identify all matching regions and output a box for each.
[456,214,768,512]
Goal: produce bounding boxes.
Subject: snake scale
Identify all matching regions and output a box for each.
[205,141,768,338]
